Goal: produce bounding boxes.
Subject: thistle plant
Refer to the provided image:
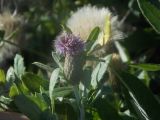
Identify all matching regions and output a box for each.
[55,33,85,84]
[0,2,160,120]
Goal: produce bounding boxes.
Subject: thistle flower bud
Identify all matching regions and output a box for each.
[55,33,84,56]
[54,33,85,84]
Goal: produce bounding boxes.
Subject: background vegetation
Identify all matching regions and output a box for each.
[0,0,160,120]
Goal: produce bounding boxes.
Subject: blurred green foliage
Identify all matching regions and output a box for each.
[0,0,160,120]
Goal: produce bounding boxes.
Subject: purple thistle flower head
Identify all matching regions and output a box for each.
[54,33,85,56]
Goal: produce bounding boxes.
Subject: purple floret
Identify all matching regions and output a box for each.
[55,33,84,56]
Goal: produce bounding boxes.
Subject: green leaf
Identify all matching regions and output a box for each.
[91,54,112,89]
[0,69,5,84]
[93,98,123,120]
[33,62,53,72]
[116,71,160,120]
[130,63,160,71]
[120,114,138,120]
[137,0,160,33]
[122,87,143,119]
[0,96,12,111]
[87,27,100,42]
[138,70,150,86]
[86,55,105,62]
[49,68,60,99]
[14,54,25,79]
[22,73,49,92]
[61,24,72,33]
[49,68,60,113]
[9,84,19,97]
[115,41,130,63]
[52,86,73,98]
[52,52,63,70]
[51,86,72,113]
[82,67,92,89]
[14,95,42,120]
[40,109,58,120]
[17,82,29,94]
[73,86,81,106]
[28,94,48,111]
[73,86,85,120]
[6,67,15,83]
[86,27,100,52]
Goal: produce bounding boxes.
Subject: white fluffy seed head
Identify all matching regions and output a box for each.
[0,10,22,63]
[67,5,124,43]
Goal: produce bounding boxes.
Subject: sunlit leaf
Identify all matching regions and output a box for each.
[22,72,49,92]
[9,84,19,97]
[99,14,111,46]
[17,82,29,94]
[33,62,53,72]
[6,67,15,83]
[130,63,160,71]
[115,41,130,63]
[0,69,5,84]
[91,54,112,89]
[138,70,150,86]
[49,68,60,99]
[52,52,63,70]
[14,54,25,79]
[0,96,12,111]
[52,86,73,98]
